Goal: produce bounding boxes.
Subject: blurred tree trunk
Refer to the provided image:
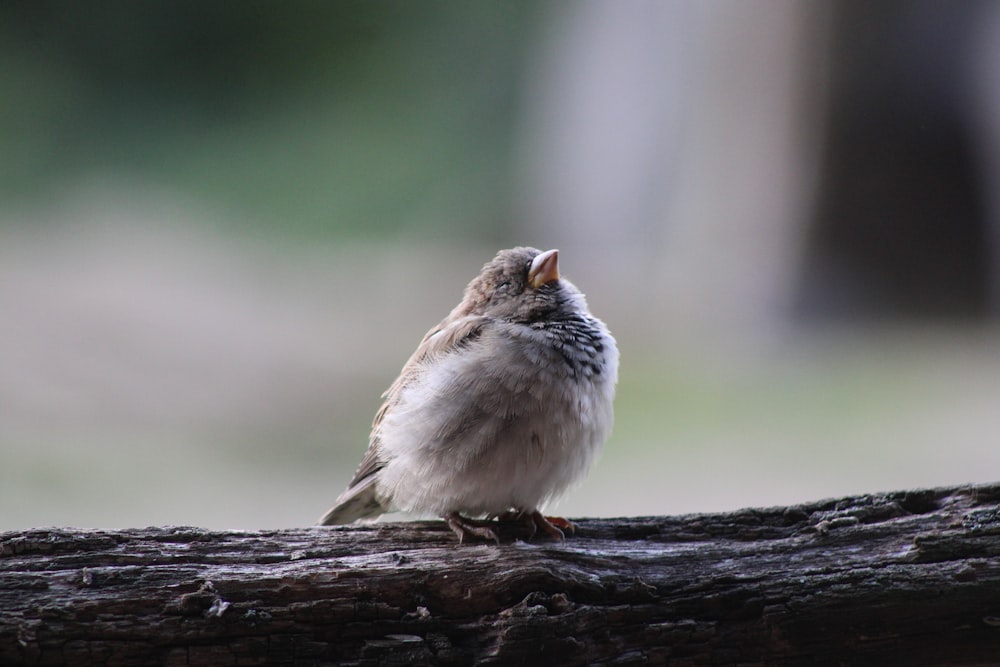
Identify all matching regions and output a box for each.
[2,483,999,666]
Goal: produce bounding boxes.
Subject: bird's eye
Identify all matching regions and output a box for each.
[496,281,511,292]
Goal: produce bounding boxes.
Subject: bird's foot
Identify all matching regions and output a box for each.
[530,511,574,541]
[541,513,576,536]
[444,512,499,545]
[498,510,574,541]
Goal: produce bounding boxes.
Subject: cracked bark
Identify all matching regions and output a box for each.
[2,482,1000,666]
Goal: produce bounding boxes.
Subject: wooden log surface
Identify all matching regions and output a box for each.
[3,482,1000,666]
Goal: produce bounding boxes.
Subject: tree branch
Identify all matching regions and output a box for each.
[3,483,1000,665]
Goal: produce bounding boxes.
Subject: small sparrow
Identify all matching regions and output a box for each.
[318,247,618,543]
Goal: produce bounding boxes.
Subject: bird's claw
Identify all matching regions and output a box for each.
[530,511,572,541]
[444,512,500,545]
[541,514,576,536]
[497,510,575,541]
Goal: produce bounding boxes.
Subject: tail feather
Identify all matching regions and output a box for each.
[317,476,385,525]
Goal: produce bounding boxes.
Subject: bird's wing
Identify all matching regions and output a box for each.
[344,313,487,489]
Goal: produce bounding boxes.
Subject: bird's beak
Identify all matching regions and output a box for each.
[528,249,560,289]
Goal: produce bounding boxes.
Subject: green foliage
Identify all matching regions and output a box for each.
[0,1,542,242]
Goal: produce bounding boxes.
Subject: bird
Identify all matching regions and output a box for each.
[318,247,618,544]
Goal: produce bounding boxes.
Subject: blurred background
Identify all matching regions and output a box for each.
[3,0,999,531]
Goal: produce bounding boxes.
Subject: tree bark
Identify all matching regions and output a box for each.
[3,483,1000,666]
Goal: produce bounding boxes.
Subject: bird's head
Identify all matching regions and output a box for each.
[461,247,578,323]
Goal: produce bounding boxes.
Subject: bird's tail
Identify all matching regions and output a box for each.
[317,476,386,525]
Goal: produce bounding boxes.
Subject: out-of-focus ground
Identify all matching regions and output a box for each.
[2,197,998,530]
[2,1,1000,530]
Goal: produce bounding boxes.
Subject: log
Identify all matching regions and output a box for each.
[3,483,1000,666]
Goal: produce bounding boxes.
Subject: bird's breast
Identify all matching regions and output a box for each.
[373,314,618,516]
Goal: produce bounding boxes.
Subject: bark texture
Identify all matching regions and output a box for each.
[3,483,1000,666]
